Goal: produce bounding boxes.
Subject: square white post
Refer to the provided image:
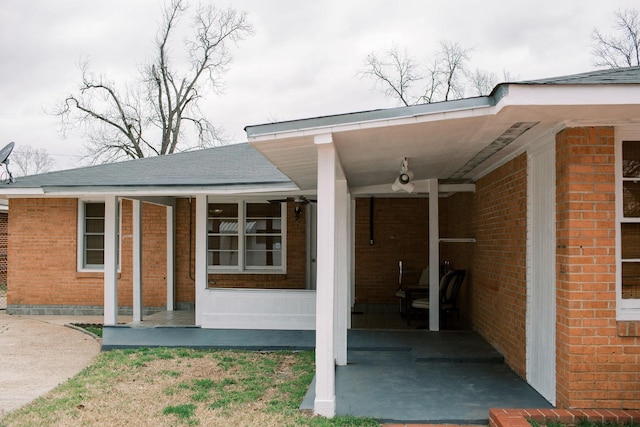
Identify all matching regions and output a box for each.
[194,195,208,326]
[334,178,349,366]
[104,195,119,326]
[428,179,440,331]
[314,134,337,417]
[132,200,143,322]
[166,205,175,311]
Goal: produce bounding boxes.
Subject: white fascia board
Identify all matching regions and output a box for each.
[497,84,640,109]
[248,104,499,143]
[0,188,45,196]
[26,183,299,197]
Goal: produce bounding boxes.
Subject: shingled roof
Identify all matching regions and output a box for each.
[4,143,291,190]
[514,66,640,85]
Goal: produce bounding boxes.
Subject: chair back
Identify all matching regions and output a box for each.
[440,270,466,305]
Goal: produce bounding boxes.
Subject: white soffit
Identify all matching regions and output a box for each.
[249,84,640,192]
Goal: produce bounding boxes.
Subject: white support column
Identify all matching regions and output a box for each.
[132,200,143,322]
[194,195,208,326]
[314,133,337,418]
[334,178,349,366]
[348,198,356,327]
[428,179,440,331]
[104,195,119,326]
[166,205,175,311]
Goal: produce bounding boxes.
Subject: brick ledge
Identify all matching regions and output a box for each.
[490,408,640,427]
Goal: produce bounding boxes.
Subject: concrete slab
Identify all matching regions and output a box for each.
[0,313,101,415]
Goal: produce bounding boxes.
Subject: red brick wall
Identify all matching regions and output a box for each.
[0,211,7,284]
[440,192,475,318]
[472,153,528,377]
[8,198,167,310]
[354,197,429,304]
[556,127,639,410]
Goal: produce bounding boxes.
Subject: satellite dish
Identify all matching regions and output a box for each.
[0,142,15,183]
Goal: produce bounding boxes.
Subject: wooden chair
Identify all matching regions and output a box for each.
[395,261,429,319]
[410,269,466,327]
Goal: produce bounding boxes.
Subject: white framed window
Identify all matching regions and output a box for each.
[207,201,286,273]
[616,128,640,320]
[77,200,121,271]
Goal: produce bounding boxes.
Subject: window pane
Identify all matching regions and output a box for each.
[208,250,238,266]
[85,249,104,265]
[208,203,237,218]
[246,250,282,267]
[246,235,281,266]
[623,182,640,217]
[623,141,640,178]
[85,203,105,217]
[85,235,104,250]
[208,235,238,250]
[248,218,281,234]
[85,218,104,233]
[622,262,640,299]
[208,219,238,234]
[622,223,640,259]
[246,203,280,218]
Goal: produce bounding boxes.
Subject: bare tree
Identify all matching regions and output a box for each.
[467,69,498,97]
[56,0,253,163]
[592,8,640,68]
[361,40,489,106]
[361,45,421,106]
[11,145,54,177]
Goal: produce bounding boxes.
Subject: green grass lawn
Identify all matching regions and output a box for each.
[0,347,379,427]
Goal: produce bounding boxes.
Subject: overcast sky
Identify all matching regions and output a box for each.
[1,0,639,170]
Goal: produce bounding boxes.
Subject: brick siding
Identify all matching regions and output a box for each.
[556,127,640,410]
[354,197,429,305]
[8,198,168,311]
[0,211,7,284]
[472,153,528,378]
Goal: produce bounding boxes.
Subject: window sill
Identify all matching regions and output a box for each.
[617,321,640,337]
[76,271,122,279]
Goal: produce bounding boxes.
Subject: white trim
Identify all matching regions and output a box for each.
[195,194,208,327]
[0,183,299,198]
[615,125,640,320]
[103,195,119,325]
[526,136,557,405]
[166,205,175,311]
[132,199,143,322]
[199,288,316,329]
[314,140,337,418]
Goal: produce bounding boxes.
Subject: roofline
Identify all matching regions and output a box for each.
[246,81,640,141]
[0,182,299,198]
[245,95,497,139]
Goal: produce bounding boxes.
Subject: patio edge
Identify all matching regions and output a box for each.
[489,408,640,427]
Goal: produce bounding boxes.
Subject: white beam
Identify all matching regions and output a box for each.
[314,135,336,418]
[166,205,175,311]
[132,200,143,322]
[194,195,208,326]
[104,195,119,326]
[428,179,440,331]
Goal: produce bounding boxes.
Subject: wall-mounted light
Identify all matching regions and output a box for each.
[391,157,414,193]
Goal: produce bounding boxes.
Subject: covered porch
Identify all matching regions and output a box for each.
[102,311,550,424]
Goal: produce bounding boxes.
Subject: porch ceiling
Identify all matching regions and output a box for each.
[248,88,640,194]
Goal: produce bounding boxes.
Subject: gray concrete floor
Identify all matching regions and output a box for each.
[305,330,552,424]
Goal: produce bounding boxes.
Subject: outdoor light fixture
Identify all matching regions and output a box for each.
[391,157,414,193]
